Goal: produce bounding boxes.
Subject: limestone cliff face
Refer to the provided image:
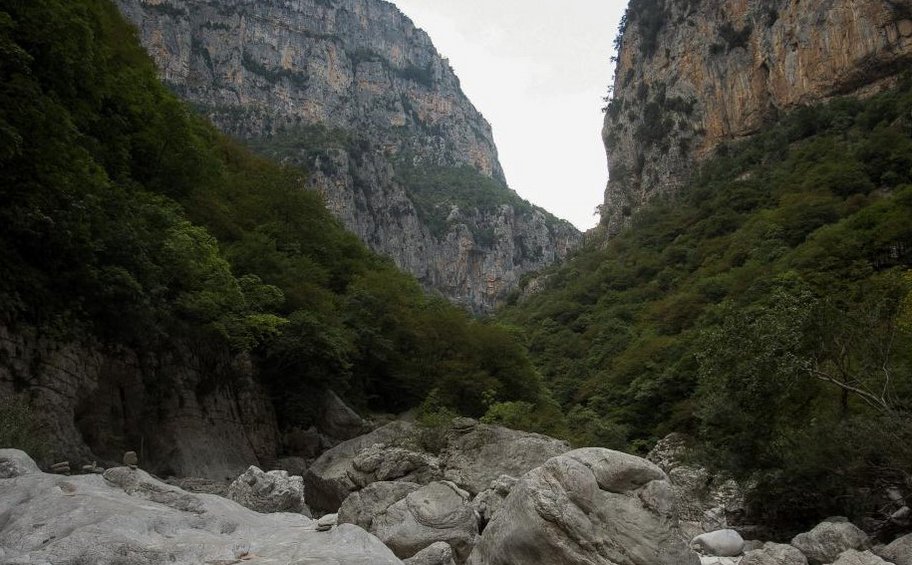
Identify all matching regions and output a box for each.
[0,325,279,479]
[115,0,580,312]
[602,0,912,233]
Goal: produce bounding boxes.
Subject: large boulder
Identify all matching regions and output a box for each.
[405,542,458,565]
[741,542,808,565]
[467,448,700,565]
[791,519,869,565]
[227,465,309,515]
[349,443,442,488]
[831,549,893,565]
[648,434,747,534]
[320,389,369,441]
[879,533,912,565]
[440,420,570,495]
[305,421,418,511]
[0,455,402,564]
[0,449,40,479]
[339,481,423,531]
[692,529,745,557]
[373,481,479,563]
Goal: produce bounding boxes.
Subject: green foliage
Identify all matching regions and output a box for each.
[501,80,912,529]
[395,162,564,243]
[0,395,48,461]
[0,0,546,430]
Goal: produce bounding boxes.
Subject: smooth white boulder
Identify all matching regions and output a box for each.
[0,452,402,565]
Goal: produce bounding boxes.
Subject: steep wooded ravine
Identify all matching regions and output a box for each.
[115,0,580,313]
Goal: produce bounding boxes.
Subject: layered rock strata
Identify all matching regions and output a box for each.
[116,0,580,312]
[602,0,912,233]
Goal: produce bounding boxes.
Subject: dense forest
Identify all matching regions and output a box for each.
[500,81,912,531]
[0,0,552,429]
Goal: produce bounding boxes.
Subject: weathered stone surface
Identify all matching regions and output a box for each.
[441,421,571,495]
[0,449,40,479]
[648,434,748,534]
[404,542,458,565]
[831,549,893,565]
[472,475,517,526]
[339,480,423,531]
[601,0,912,234]
[349,443,442,488]
[791,520,869,565]
[693,529,746,557]
[879,533,912,565]
[305,421,419,511]
[700,558,741,565]
[467,448,700,565]
[0,452,402,564]
[227,465,309,515]
[115,0,580,313]
[0,324,279,480]
[320,389,369,441]
[374,481,479,563]
[741,542,808,565]
[317,512,339,531]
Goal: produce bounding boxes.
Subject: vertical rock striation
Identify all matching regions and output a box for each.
[602,0,912,234]
[115,0,580,312]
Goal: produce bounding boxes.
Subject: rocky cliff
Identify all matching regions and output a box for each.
[115,0,580,312]
[0,325,280,480]
[601,0,912,233]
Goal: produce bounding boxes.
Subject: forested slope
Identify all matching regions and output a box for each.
[0,0,546,433]
[501,82,912,529]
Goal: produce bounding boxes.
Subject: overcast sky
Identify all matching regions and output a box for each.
[392,0,629,230]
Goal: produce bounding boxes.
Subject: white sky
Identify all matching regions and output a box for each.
[392,0,629,230]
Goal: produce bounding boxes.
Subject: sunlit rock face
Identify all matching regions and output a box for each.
[601,0,912,234]
[116,0,580,313]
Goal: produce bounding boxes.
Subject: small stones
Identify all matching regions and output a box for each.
[82,461,104,474]
[50,461,71,475]
[123,451,139,469]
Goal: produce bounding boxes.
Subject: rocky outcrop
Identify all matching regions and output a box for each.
[741,542,809,565]
[439,419,571,495]
[115,0,580,312]
[405,542,458,565]
[647,433,749,536]
[227,465,310,515]
[305,419,571,513]
[791,519,870,565]
[0,450,402,564]
[880,533,912,564]
[466,448,700,565]
[0,324,279,480]
[304,421,422,511]
[831,550,893,565]
[372,481,479,563]
[601,0,912,233]
[339,480,423,531]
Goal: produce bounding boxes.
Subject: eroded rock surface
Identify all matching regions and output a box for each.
[373,481,478,563]
[227,465,310,515]
[115,0,580,313]
[466,448,700,565]
[879,533,912,565]
[741,542,808,565]
[0,450,401,565]
[440,420,571,495]
[602,0,912,233]
[791,519,869,565]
